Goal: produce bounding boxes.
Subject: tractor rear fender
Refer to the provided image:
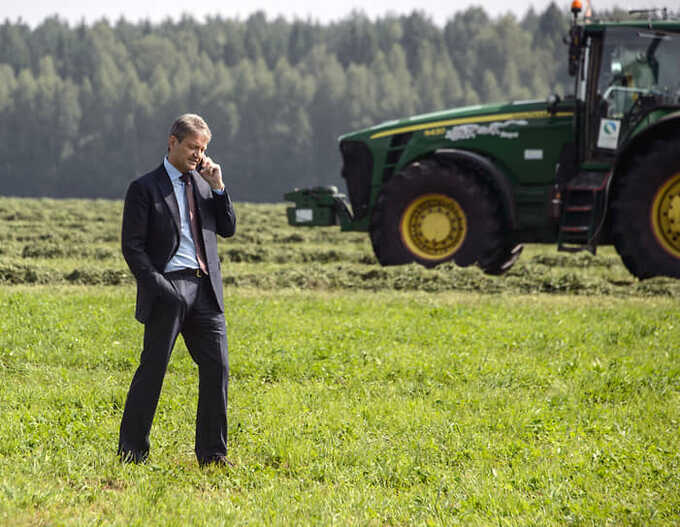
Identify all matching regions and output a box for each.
[433,148,518,230]
[613,112,680,183]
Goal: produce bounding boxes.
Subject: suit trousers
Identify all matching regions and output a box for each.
[118,272,229,462]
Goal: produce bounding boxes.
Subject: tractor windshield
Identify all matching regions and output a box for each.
[597,27,680,118]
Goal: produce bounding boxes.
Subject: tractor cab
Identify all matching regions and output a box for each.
[580,23,680,160]
[556,8,680,256]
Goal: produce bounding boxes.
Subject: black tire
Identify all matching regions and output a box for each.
[369,158,507,271]
[611,136,680,279]
[478,242,524,276]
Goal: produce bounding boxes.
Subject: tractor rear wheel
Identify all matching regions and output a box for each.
[369,159,508,271]
[611,137,680,279]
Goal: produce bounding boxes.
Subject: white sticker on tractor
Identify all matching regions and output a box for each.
[524,149,543,160]
[445,119,528,142]
[295,209,313,222]
[597,119,621,150]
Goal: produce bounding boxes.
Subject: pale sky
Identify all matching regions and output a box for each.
[3,0,654,27]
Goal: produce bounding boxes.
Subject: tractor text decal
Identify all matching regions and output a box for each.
[445,119,528,142]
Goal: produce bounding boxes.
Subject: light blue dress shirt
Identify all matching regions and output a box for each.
[163,157,203,273]
[163,157,225,273]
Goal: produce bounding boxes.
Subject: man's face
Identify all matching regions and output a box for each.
[167,132,209,173]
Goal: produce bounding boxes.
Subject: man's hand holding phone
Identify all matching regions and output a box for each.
[197,156,224,192]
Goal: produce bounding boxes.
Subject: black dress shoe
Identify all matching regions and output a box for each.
[119,449,149,464]
[198,455,234,468]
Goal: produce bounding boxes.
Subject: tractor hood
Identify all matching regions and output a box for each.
[340,99,559,142]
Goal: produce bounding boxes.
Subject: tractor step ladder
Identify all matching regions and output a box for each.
[557,171,610,254]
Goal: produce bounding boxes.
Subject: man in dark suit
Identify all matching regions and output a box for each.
[118,113,236,467]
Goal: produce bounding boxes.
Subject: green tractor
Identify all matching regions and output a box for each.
[285,5,680,279]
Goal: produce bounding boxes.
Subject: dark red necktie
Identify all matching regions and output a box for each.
[180,173,208,274]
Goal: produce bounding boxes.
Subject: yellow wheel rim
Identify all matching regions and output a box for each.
[400,193,467,261]
[651,172,680,259]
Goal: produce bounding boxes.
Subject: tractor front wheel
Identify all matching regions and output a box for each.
[369,159,508,271]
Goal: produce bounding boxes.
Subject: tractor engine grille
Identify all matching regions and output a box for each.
[340,140,373,220]
[383,132,413,183]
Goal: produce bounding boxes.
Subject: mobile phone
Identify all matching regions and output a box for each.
[197,158,205,172]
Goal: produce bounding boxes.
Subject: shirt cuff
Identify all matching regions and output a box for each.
[212,187,225,195]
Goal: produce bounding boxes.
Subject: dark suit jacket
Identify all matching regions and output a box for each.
[122,163,237,323]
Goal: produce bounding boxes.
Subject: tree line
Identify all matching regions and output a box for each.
[0,5,581,201]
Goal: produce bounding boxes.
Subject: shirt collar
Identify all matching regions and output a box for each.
[164,156,184,183]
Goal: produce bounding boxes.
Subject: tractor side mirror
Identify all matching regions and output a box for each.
[568,25,584,77]
[547,94,562,115]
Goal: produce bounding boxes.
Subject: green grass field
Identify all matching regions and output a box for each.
[0,198,678,525]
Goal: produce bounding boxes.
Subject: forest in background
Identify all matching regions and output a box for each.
[0,4,615,201]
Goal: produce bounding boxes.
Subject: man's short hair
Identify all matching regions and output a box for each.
[169,114,212,143]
